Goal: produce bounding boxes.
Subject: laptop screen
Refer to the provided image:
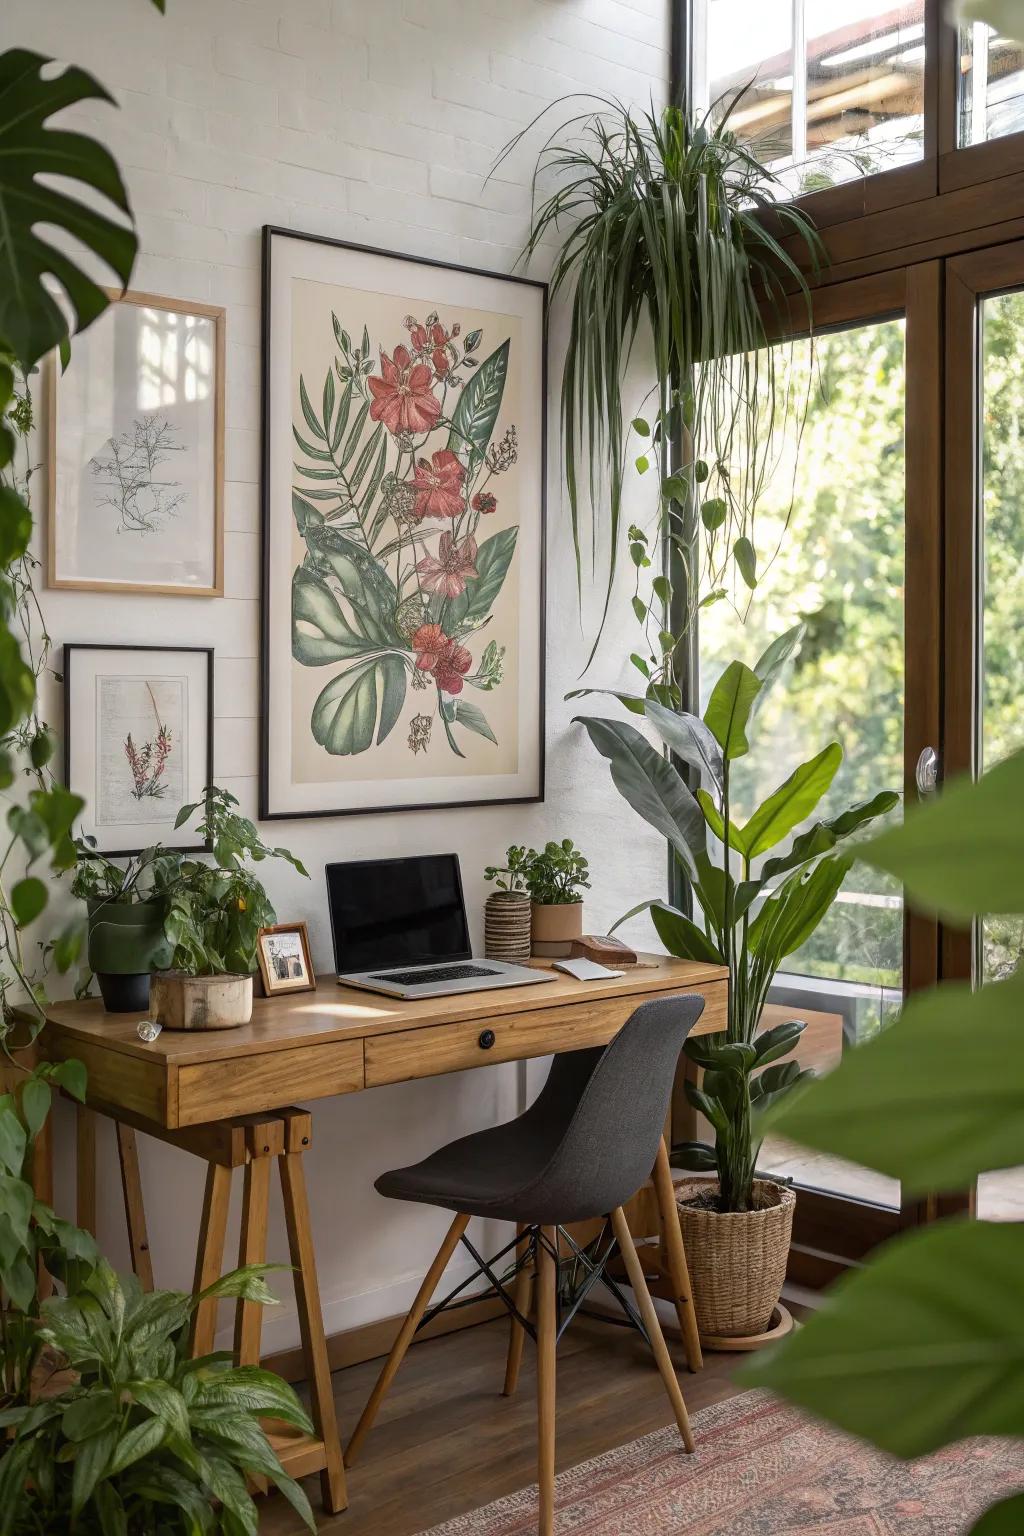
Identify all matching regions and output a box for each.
[326,854,471,973]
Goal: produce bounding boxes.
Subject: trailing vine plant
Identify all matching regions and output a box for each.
[498,94,823,662]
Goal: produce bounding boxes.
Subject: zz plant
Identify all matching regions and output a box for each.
[577,626,898,1211]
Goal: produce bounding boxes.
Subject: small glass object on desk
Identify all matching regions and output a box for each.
[136,1019,163,1043]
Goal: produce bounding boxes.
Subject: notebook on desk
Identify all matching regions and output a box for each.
[326,853,557,1001]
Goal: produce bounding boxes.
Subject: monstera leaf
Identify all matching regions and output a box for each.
[291,569,374,665]
[447,339,509,466]
[0,49,138,368]
[312,655,407,755]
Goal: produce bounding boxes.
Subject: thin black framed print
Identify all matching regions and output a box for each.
[259,226,546,820]
[63,644,214,855]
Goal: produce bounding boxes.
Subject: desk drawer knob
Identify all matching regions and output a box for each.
[478,1029,496,1050]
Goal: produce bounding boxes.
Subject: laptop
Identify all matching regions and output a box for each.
[326,853,557,1000]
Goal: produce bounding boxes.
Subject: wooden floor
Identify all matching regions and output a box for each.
[263,1313,748,1535]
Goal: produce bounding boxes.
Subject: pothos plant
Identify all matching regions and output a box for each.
[291,308,517,764]
[577,626,898,1211]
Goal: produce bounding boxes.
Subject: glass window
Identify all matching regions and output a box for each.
[975,287,1024,1223]
[693,0,926,195]
[958,22,1024,146]
[700,318,907,1207]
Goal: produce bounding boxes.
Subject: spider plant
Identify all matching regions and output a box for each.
[497,95,823,657]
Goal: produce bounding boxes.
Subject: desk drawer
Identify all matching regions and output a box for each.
[176,1040,364,1126]
[364,987,722,1087]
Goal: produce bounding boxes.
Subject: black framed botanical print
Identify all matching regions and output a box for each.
[259,227,546,819]
[63,645,214,855]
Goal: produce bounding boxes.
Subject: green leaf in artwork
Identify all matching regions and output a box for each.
[0,49,139,370]
[442,698,497,744]
[311,655,407,755]
[447,338,509,465]
[463,328,482,352]
[446,527,518,630]
[291,569,375,666]
[298,375,325,442]
[742,1219,1024,1459]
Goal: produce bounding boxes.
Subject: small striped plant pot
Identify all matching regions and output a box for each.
[484,892,533,963]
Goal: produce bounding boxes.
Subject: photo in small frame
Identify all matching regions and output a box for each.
[64,644,213,855]
[256,922,316,996]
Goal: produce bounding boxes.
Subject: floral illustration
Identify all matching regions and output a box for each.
[89,417,186,534]
[290,309,517,759]
[124,684,173,800]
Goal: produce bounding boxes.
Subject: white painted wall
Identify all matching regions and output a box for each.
[7,0,670,1351]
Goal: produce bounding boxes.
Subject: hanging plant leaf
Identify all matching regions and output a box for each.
[733,535,757,589]
[446,339,509,465]
[0,49,138,368]
[311,655,407,755]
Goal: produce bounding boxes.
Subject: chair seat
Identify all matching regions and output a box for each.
[376,1110,580,1226]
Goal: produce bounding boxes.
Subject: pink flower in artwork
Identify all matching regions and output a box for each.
[410,320,453,378]
[411,623,473,695]
[368,344,441,436]
[412,450,466,520]
[416,533,479,599]
[472,491,497,514]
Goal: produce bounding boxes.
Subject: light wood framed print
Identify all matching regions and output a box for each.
[260,227,546,821]
[256,922,316,996]
[64,644,214,856]
[48,289,225,596]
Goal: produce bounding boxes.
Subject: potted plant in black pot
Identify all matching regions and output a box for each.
[526,839,591,958]
[148,786,308,1031]
[71,843,180,1012]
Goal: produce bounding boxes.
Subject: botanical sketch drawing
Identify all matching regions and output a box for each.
[124,682,173,800]
[89,417,187,534]
[291,310,518,762]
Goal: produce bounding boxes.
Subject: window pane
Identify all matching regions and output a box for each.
[976,288,1024,1221]
[700,319,906,1208]
[958,22,1024,146]
[695,0,926,195]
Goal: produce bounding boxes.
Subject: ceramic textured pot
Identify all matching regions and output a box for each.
[530,901,584,958]
[484,892,533,962]
[675,1177,796,1340]
[87,898,172,1014]
[149,972,254,1031]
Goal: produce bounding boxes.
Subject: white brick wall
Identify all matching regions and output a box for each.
[7,0,670,1349]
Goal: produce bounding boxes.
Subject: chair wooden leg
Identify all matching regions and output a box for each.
[345,1210,470,1468]
[536,1225,558,1536]
[653,1137,703,1372]
[116,1123,154,1292]
[503,1223,535,1398]
[610,1205,694,1453]
[234,1154,272,1366]
[279,1146,348,1515]
[76,1104,97,1238]
[190,1161,232,1357]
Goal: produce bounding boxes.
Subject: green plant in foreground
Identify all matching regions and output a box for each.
[745,748,1024,1535]
[0,1260,315,1535]
[577,625,898,1210]
[499,94,822,652]
[523,840,590,906]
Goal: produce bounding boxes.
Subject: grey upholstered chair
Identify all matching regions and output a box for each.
[344,993,706,1536]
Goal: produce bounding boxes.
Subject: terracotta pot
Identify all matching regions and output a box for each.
[484,892,532,962]
[675,1177,795,1339]
[149,972,253,1031]
[531,901,584,958]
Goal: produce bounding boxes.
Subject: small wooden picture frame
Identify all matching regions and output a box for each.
[256,922,316,997]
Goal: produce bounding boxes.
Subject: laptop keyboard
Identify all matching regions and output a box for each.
[369,963,501,986]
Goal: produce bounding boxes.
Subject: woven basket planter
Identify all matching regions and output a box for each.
[484,892,533,962]
[675,1177,796,1340]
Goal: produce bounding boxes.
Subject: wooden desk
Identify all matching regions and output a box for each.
[37,955,727,1514]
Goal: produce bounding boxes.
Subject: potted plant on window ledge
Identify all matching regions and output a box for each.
[577,628,899,1344]
[151,786,308,1031]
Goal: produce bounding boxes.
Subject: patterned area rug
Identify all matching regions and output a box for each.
[421,1391,1024,1534]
